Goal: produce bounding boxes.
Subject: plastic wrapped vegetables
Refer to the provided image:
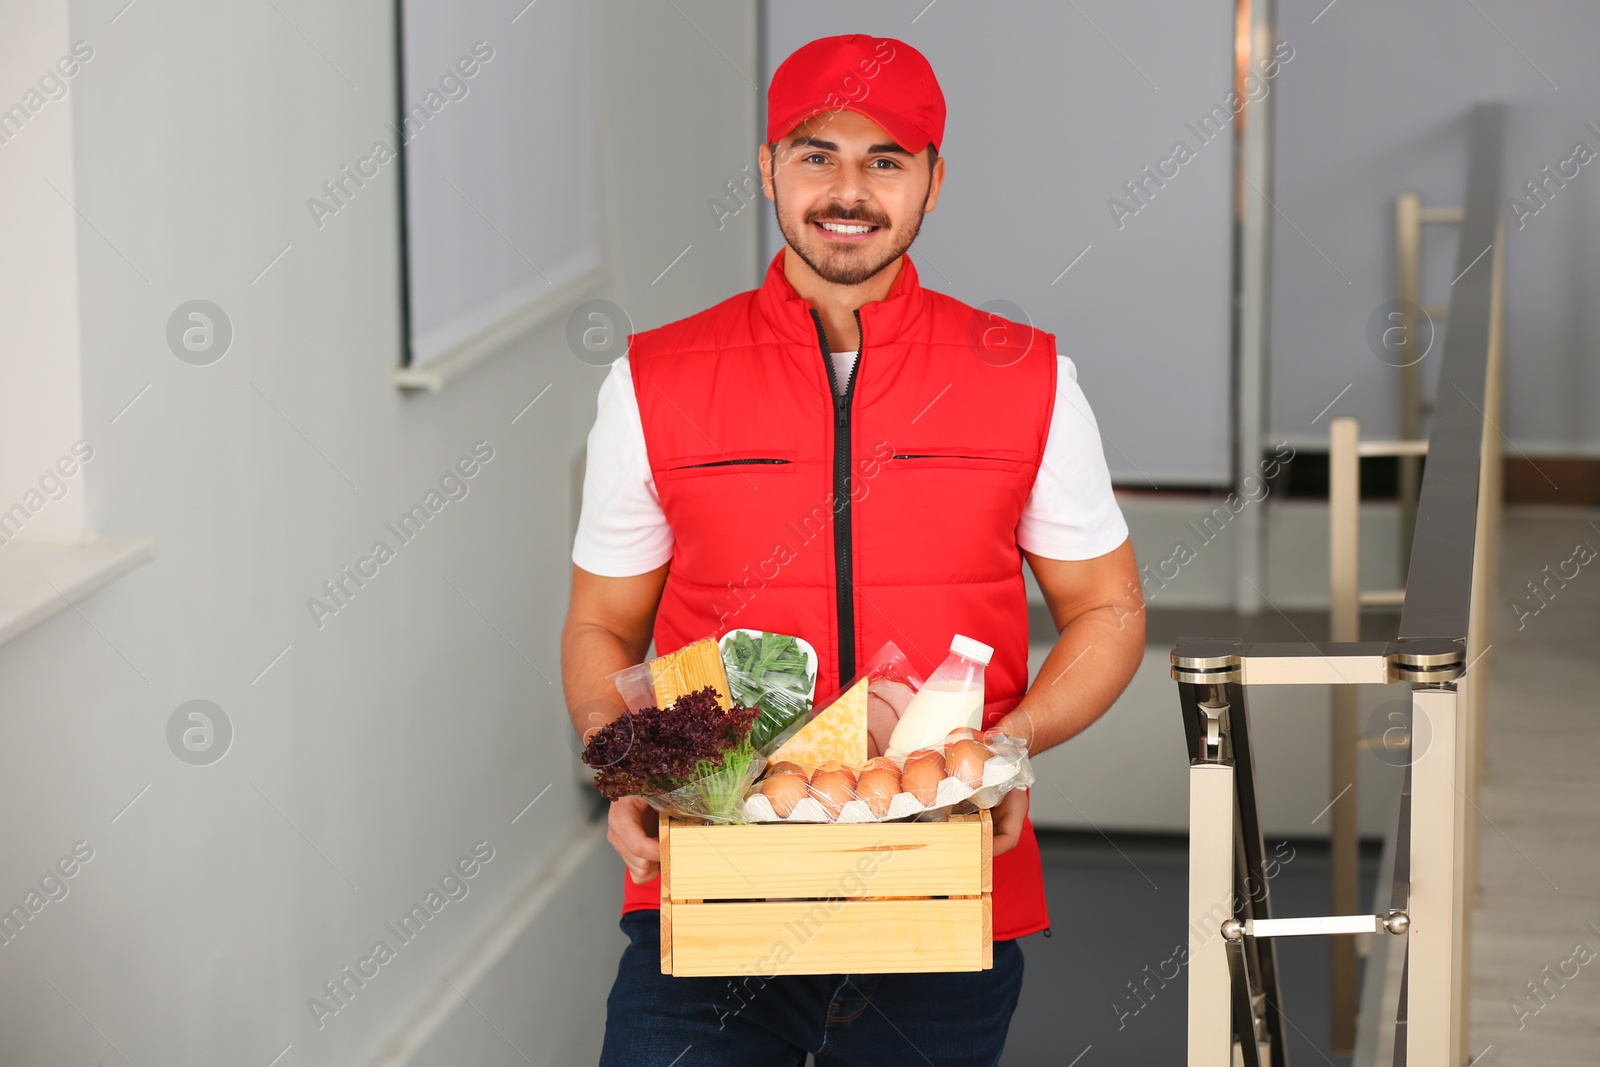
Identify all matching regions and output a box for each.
[719,630,816,755]
[580,686,762,822]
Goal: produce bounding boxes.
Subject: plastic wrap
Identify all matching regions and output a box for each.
[581,683,762,824]
[717,629,818,756]
[641,748,768,824]
[742,727,1034,824]
[606,634,732,713]
[788,640,926,761]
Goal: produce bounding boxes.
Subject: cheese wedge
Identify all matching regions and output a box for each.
[768,676,869,770]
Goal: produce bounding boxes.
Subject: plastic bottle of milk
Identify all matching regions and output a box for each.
[884,635,993,762]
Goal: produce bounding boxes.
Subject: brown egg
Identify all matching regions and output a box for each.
[944,726,985,746]
[901,750,947,805]
[855,758,902,817]
[809,764,858,819]
[944,739,990,787]
[759,772,809,817]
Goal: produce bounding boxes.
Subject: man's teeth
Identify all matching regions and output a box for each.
[819,222,875,234]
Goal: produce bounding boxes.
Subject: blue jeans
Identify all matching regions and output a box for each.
[599,910,1025,1066]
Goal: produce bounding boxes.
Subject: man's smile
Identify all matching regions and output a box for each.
[812,219,883,241]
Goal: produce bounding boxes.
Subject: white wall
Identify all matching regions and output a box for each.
[0,2,757,1065]
[1270,0,1600,453]
[763,0,1239,486]
[0,4,87,541]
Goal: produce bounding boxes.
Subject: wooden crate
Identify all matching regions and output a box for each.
[659,808,992,976]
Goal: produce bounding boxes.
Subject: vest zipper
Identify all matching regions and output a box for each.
[809,308,861,683]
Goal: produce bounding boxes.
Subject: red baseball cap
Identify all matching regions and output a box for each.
[766,35,946,154]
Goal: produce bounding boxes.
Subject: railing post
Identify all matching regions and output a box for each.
[1395,191,1424,573]
[1328,415,1362,1052]
[1406,684,1462,1066]
[1189,759,1237,1067]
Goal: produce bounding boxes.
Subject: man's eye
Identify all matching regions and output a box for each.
[869,158,901,169]
[804,153,829,165]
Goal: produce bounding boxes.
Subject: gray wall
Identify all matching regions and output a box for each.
[0,2,757,1065]
[763,0,1239,486]
[1270,0,1600,452]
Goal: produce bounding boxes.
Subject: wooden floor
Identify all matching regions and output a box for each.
[1466,510,1600,1064]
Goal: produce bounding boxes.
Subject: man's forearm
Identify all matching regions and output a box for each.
[991,603,1144,757]
[561,564,668,744]
[560,621,642,744]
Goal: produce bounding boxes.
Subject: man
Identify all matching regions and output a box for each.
[563,34,1144,1066]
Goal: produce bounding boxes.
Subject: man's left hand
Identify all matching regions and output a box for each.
[991,787,1029,857]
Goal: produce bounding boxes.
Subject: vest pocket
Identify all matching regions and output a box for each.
[672,458,792,469]
[888,448,1026,471]
[658,451,799,480]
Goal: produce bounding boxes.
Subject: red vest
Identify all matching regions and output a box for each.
[621,251,1056,941]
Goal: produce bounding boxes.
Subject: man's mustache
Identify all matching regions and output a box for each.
[806,206,892,228]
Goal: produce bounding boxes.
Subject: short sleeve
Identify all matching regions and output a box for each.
[1015,355,1130,560]
[571,355,675,576]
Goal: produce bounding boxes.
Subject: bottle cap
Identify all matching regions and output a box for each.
[949,634,993,665]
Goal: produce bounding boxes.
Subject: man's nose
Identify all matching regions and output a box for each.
[826,168,867,206]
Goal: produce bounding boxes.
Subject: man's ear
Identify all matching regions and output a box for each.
[759,143,777,202]
[923,154,946,214]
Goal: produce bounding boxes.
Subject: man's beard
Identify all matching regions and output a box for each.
[773,181,931,286]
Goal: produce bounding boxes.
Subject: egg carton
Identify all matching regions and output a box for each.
[741,754,1034,824]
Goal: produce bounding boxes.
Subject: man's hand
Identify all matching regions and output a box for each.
[607,796,662,884]
[991,787,1029,857]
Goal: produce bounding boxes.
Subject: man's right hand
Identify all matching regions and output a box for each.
[607,796,662,884]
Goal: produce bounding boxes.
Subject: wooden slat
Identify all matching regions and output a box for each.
[668,898,988,976]
[665,811,985,900]
[660,901,673,972]
[659,805,671,892]
[981,808,993,893]
[983,896,993,969]
[659,811,673,971]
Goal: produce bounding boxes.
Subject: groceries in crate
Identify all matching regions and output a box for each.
[718,629,818,754]
[606,631,819,757]
[766,674,869,767]
[883,635,992,760]
[579,685,762,822]
[742,724,1034,823]
[586,629,1033,825]
[867,676,915,759]
[765,639,923,766]
[610,635,735,713]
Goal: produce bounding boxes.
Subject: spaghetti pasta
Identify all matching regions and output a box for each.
[648,636,732,711]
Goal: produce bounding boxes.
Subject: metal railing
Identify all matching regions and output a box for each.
[1175,102,1506,1066]
[1326,419,1429,1052]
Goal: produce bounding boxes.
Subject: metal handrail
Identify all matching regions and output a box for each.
[1399,106,1503,643]
[1173,103,1505,1067]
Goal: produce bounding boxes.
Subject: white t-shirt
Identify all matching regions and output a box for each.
[572,351,1129,576]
